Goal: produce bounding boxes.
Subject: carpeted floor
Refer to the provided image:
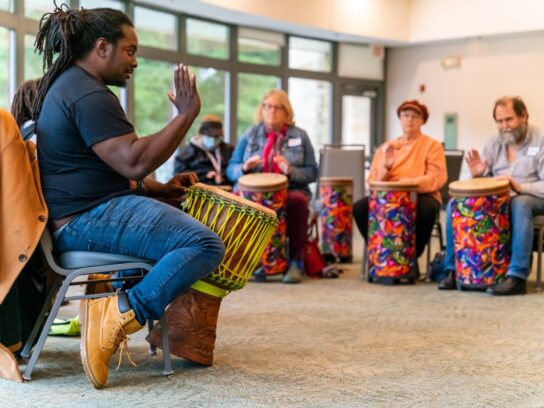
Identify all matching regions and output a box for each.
[3,260,544,407]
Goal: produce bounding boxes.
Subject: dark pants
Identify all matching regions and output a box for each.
[353,193,441,258]
[0,247,51,353]
[286,191,310,260]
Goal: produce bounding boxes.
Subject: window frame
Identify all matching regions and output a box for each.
[1,0,386,153]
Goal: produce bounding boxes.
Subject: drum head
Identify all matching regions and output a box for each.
[369,180,419,191]
[320,177,353,186]
[190,183,276,218]
[238,173,288,192]
[449,177,510,197]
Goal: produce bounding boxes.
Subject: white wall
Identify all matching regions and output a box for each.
[410,0,544,43]
[149,0,544,45]
[200,0,411,41]
[387,32,544,177]
[149,0,411,44]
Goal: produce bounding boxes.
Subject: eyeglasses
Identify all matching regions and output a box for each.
[262,103,285,112]
[400,112,423,120]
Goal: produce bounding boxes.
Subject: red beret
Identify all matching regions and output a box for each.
[397,100,429,123]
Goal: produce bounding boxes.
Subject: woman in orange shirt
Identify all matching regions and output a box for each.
[353,100,447,263]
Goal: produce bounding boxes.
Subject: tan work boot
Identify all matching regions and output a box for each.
[79,294,143,389]
[85,273,114,295]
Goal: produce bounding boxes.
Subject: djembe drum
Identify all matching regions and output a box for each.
[449,178,510,289]
[319,177,353,263]
[238,173,289,276]
[147,183,277,365]
[367,180,419,284]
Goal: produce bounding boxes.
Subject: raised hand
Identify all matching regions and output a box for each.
[383,143,395,171]
[167,64,201,118]
[465,149,488,177]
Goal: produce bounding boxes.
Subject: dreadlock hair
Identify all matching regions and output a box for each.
[11,78,40,127]
[32,1,133,120]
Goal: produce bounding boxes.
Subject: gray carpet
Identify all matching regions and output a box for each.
[3,263,544,407]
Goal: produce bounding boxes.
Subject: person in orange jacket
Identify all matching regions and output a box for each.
[0,108,48,382]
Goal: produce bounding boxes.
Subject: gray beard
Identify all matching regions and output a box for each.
[501,126,527,145]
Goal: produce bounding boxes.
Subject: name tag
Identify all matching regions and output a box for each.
[288,138,302,147]
[527,146,539,156]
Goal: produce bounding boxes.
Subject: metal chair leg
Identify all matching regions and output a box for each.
[147,320,157,355]
[159,315,173,376]
[22,278,72,381]
[361,242,368,281]
[20,275,62,359]
[425,238,432,281]
[537,226,544,292]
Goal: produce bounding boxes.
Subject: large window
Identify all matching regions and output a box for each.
[288,77,331,152]
[134,6,177,51]
[0,27,11,109]
[338,43,383,80]
[79,0,123,9]
[2,2,385,179]
[0,0,11,12]
[289,37,332,72]
[25,0,52,20]
[238,27,283,66]
[188,66,227,139]
[134,58,175,182]
[186,18,229,60]
[24,34,42,81]
[237,73,281,138]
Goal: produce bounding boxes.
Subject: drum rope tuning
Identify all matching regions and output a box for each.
[183,186,278,295]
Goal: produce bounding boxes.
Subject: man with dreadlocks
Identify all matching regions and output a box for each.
[33,5,225,389]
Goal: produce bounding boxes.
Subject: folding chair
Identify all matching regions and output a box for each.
[533,215,544,292]
[317,144,366,202]
[20,228,172,381]
[425,149,464,278]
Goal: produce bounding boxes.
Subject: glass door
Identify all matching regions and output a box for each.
[342,94,371,147]
[339,82,381,152]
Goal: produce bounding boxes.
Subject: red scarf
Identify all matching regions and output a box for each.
[262,126,287,173]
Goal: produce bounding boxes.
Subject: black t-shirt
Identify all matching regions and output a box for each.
[37,65,135,220]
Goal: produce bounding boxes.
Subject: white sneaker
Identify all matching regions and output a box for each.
[282,263,303,284]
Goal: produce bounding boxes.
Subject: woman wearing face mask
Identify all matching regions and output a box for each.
[227,89,318,284]
[174,114,234,186]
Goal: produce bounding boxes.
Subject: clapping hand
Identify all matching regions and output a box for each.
[242,155,262,172]
[273,155,291,175]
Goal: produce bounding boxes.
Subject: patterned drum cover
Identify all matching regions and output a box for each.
[449,178,510,288]
[368,181,418,280]
[319,177,353,262]
[238,173,289,275]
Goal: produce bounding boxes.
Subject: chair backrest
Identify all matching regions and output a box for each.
[317,144,366,202]
[440,149,464,206]
[39,227,65,275]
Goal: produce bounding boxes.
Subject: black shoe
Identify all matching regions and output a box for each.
[437,270,456,290]
[487,276,527,296]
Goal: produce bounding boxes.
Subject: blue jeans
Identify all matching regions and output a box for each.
[55,195,225,324]
[445,194,544,280]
